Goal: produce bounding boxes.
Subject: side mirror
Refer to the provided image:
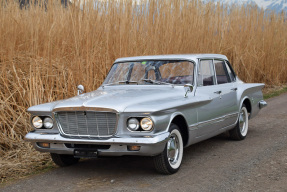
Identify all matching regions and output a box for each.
[77,85,84,95]
[184,84,193,98]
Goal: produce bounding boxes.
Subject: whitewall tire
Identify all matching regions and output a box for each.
[229,104,249,140]
[153,124,183,174]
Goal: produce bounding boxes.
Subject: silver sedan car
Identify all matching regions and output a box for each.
[25,54,267,174]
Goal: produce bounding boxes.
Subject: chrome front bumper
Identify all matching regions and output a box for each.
[25,132,169,156]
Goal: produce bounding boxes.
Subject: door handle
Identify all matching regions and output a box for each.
[214,91,222,94]
[231,88,237,91]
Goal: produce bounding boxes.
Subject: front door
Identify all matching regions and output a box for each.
[196,59,224,137]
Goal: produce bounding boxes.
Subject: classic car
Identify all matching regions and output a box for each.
[25,54,267,174]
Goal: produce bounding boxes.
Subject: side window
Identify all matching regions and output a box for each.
[225,61,236,82]
[214,60,231,84]
[198,60,215,86]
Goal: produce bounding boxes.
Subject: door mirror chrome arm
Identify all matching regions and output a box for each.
[184,84,194,98]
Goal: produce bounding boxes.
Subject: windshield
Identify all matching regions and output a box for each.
[103,60,194,85]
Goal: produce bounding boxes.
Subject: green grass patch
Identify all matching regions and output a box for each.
[263,86,287,100]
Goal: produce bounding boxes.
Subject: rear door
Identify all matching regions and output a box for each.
[196,59,238,137]
[213,59,238,128]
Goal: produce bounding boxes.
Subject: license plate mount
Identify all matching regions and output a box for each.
[74,149,98,158]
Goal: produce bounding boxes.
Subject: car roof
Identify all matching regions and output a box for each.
[115,54,228,63]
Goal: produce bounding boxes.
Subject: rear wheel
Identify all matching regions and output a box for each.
[50,153,80,167]
[229,104,249,140]
[153,124,183,174]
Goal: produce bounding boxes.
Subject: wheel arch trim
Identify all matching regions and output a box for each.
[168,112,189,147]
[239,96,252,119]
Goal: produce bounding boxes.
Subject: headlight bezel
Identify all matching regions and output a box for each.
[32,116,43,129]
[31,116,53,129]
[127,118,140,131]
[140,117,153,131]
[127,117,153,132]
[43,117,54,129]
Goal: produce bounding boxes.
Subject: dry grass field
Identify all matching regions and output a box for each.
[0,0,286,182]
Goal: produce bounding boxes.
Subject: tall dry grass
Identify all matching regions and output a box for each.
[0,0,286,180]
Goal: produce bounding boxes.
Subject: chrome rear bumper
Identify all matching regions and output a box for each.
[259,100,267,109]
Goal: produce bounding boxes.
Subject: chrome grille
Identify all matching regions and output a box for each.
[56,111,117,137]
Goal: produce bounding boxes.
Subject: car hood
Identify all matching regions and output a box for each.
[27,86,194,113]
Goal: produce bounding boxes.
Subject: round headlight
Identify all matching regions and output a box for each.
[32,116,43,129]
[140,118,153,131]
[127,118,139,131]
[43,117,53,129]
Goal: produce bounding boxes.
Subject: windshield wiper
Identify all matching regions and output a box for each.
[141,79,173,85]
[118,81,138,85]
[102,81,138,87]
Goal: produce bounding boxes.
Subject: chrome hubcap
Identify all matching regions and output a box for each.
[167,134,179,165]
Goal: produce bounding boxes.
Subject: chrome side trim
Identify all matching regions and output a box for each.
[259,100,267,109]
[189,112,239,129]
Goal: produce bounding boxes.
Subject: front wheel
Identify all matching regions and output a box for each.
[153,124,183,174]
[229,104,249,140]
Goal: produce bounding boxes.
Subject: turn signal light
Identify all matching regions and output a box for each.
[127,145,141,151]
[37,142,50,148]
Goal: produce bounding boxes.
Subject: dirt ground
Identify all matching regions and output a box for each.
[1,93,286,192]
